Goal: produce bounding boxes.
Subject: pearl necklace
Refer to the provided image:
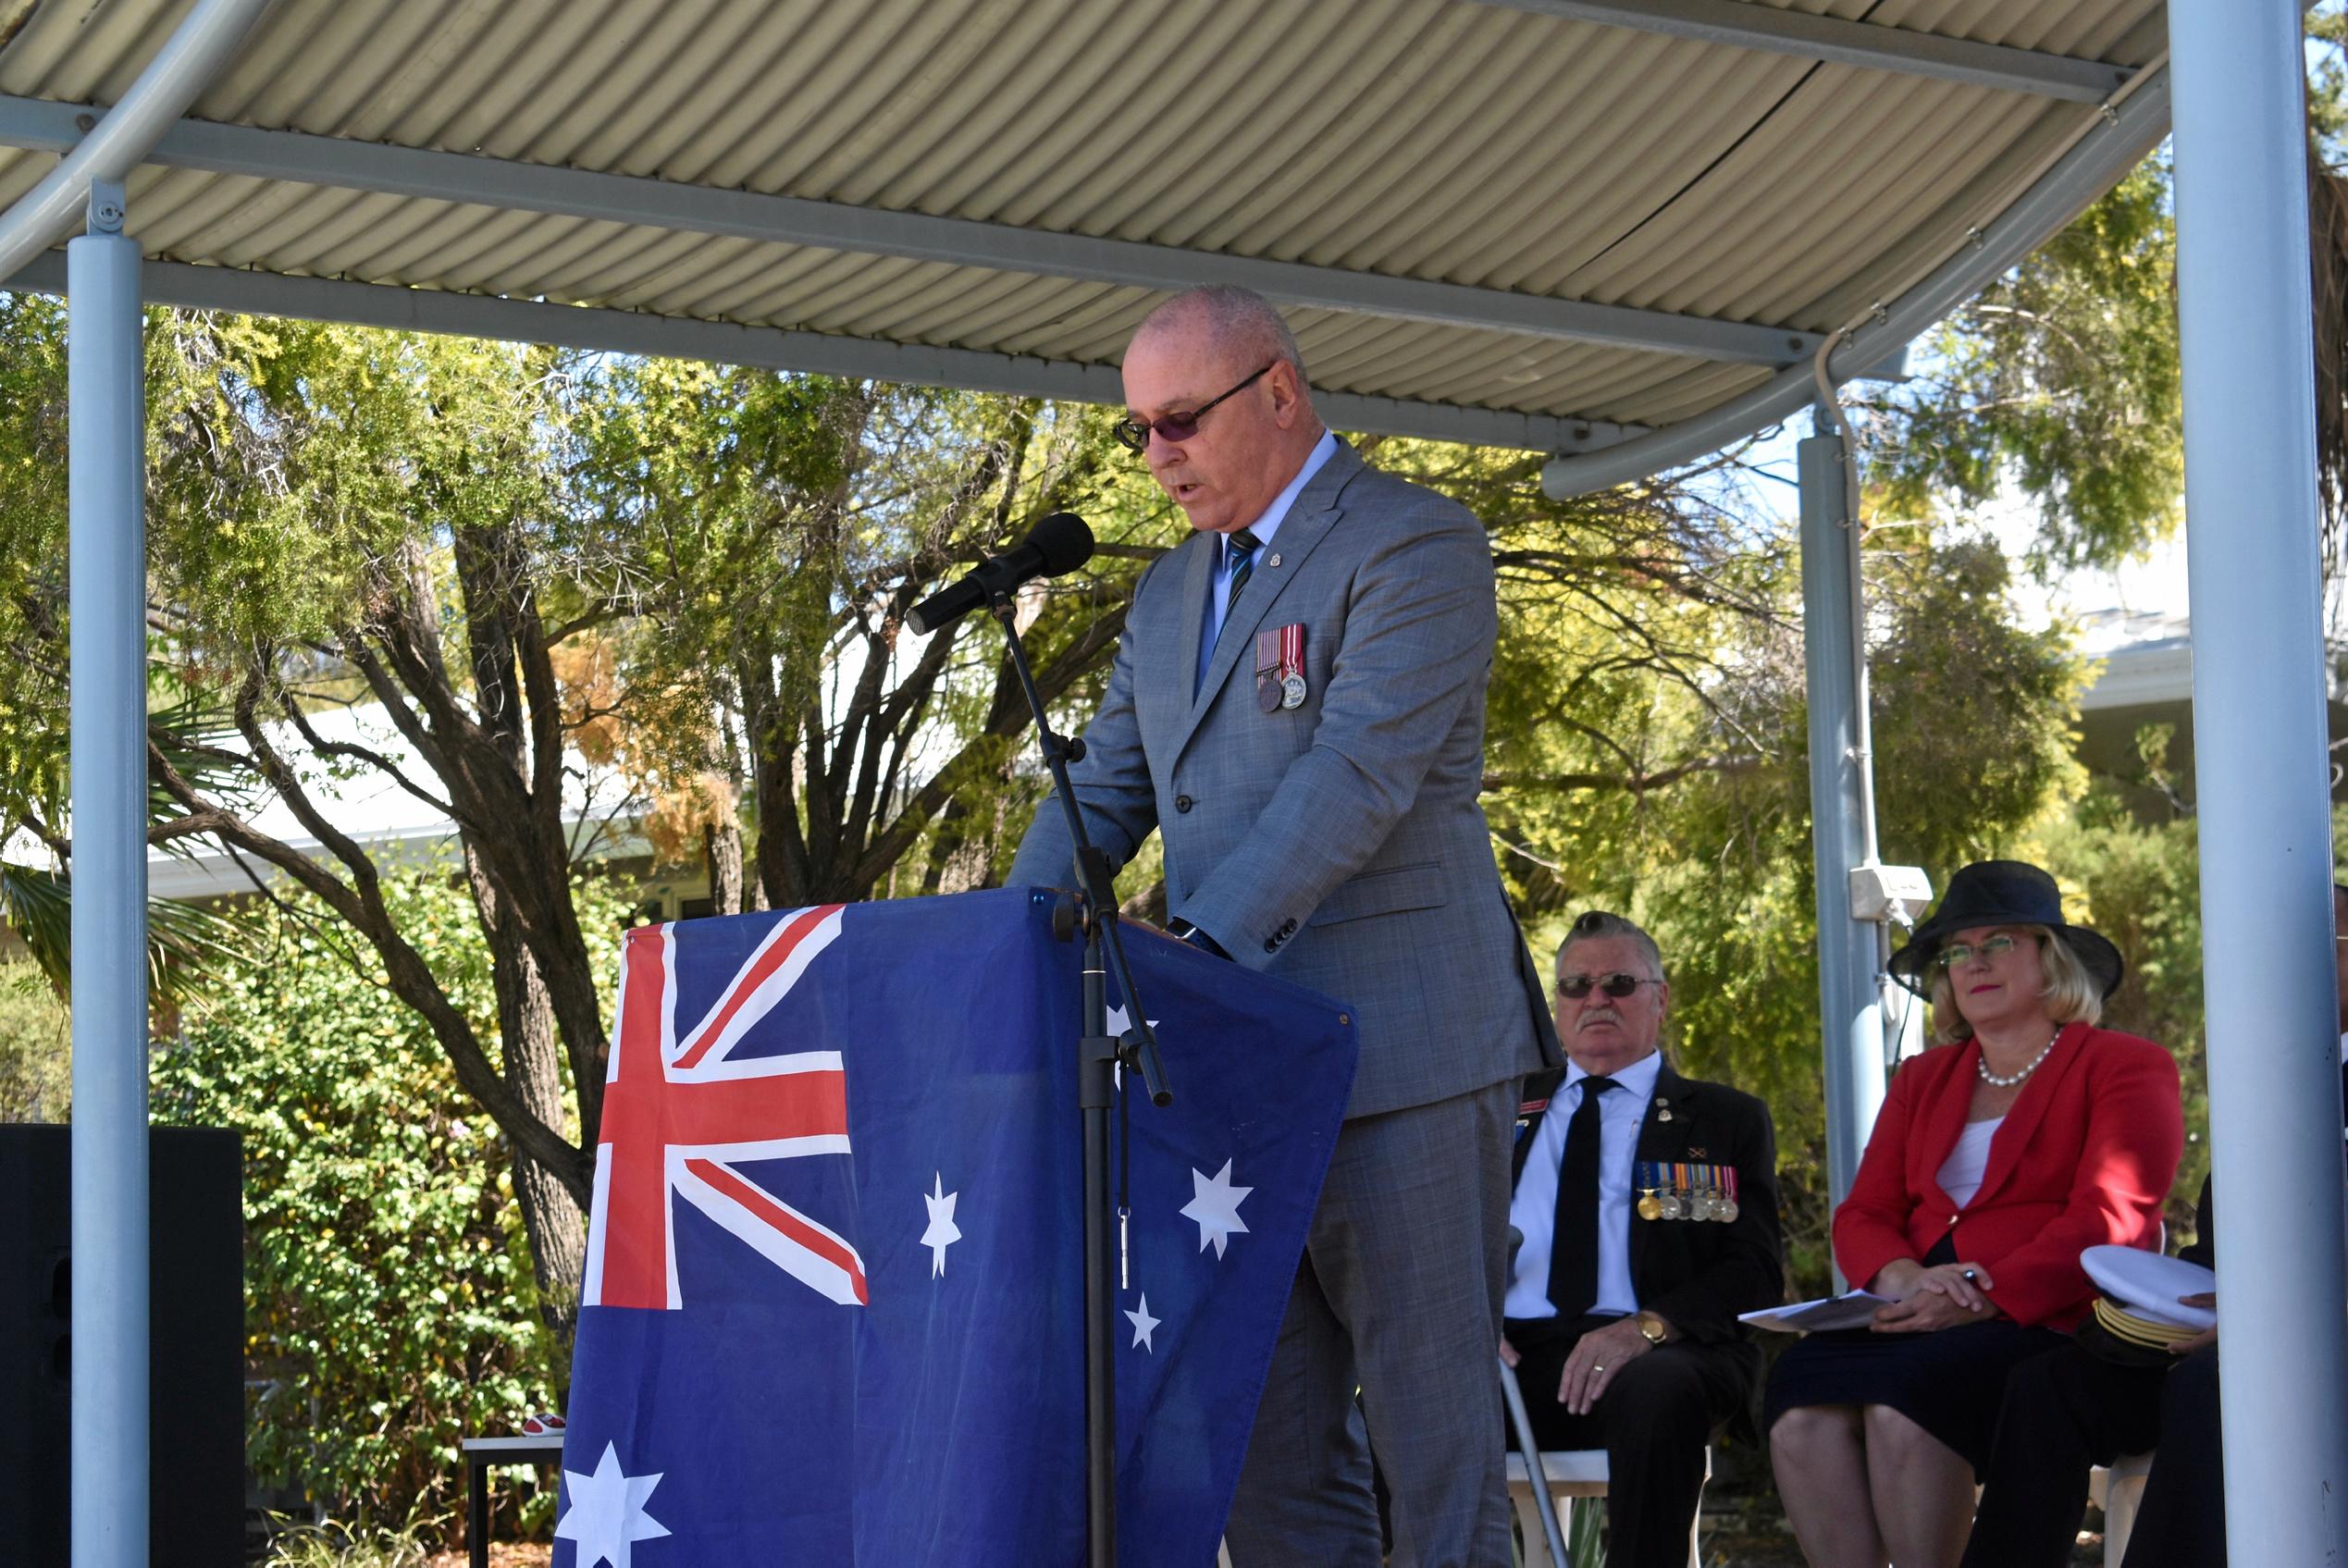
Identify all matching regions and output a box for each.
[1978,1028,2062,1088]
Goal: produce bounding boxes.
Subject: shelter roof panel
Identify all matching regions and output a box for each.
[0,0,2170,455]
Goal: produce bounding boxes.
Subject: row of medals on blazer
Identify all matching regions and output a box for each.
[1636,1095,1740,1222]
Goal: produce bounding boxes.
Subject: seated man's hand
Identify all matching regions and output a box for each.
[1556,1316,1659,1416]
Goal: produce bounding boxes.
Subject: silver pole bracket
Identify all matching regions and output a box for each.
[86,179,125,235]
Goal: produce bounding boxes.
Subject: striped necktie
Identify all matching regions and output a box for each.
[1225,528,1261,612]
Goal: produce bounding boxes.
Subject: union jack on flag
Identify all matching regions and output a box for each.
[583,904,865,1311]
[558,889,1357,1567]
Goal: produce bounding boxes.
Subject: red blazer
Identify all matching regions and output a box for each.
[1833,1023,2183,1329]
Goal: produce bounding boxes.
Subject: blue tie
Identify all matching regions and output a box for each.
[1197,530,1263,697]
[1225,529,1260,612]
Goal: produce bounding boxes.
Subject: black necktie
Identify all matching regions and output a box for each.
[1546,1075,1618,1318]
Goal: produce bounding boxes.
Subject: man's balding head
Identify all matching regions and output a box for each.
[1119,286,1324,534]
[1131,286,1312,389]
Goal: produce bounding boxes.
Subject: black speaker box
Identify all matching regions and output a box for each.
[0,1124,244,1567]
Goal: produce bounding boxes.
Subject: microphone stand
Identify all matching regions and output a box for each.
[985,585,1171,1568]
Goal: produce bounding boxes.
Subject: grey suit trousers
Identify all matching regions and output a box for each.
[1223,1079,1519,1568]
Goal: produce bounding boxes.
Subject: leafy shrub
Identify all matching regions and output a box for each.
[154,870,624,1528]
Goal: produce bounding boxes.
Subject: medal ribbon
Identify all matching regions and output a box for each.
[1279,623,1304,684]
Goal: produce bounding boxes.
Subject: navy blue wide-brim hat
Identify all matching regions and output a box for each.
[1886,859,2125,1001]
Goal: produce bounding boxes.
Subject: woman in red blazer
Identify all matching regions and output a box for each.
[1767,862,2183,1568]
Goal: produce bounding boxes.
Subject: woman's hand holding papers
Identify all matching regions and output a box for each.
[1868,1260,1998,1332]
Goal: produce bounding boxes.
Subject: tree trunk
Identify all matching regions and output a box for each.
[705,817,746,916]
[468,851,587,1347]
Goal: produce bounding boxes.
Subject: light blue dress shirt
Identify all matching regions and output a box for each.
[1195,429,1338,693]
[1504,1047,1662,1319]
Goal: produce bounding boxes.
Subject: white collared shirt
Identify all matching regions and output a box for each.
[1196,429,1337,691]
[1505,1047,1663,1319]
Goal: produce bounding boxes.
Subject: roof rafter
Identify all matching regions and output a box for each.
[4,250,1649,453]
[0,93,1819,368]
[1476,0,2131,102]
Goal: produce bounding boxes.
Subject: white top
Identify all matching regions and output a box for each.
[1505,1048,1663,1319]
[1935,1117,2005,1209]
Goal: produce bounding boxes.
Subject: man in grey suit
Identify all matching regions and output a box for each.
[1007,285,1560,1567]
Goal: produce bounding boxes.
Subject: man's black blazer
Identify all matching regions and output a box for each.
[1512,1058,1786,1347]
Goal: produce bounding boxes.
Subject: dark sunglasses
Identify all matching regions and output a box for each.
[1557,971,1662,1000]
[1112,364,1273,452]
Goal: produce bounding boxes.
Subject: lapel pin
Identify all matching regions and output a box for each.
[1267,552,1282,568]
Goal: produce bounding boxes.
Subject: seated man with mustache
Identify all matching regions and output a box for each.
[1501,909,1786,1568]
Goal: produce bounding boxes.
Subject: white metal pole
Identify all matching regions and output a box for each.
[1799,414,1885,1222]
[2169,2,2348,1559]
[68,179,149,1568]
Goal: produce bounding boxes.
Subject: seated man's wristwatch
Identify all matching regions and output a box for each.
[1636,1311,1671,1348]
[1166,918,1230,960]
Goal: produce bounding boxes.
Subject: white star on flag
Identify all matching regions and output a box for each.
[1105,1003,1158,1035]
[554,1441,671,1568]
[1180,1158,1253,1259]
[915,1168,953,1277]
[922,1172,963,1278]
[1106,1005,1158,1088]
[1125,1292,1163,1352]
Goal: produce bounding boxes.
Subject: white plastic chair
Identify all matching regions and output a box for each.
[2089,1451,2156,1567]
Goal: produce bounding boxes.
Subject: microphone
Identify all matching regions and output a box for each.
[905,512,1094,636]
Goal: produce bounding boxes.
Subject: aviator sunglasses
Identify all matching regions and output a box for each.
[1557,971,1662,1000]
[1112,364,1274,452]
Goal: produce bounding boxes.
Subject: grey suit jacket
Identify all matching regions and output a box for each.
[1008,440,1562,1117]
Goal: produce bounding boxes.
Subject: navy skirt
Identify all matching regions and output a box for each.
[1763,1318,2070,1474]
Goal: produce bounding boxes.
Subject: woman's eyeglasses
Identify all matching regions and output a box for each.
[1933,934,2026,970]
[1557,972,1662,1000]
[1112,364,1273,452]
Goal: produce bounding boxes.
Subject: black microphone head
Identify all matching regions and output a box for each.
[1029,512,1094,575]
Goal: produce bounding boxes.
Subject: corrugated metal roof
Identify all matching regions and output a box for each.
[0,0,2169,451]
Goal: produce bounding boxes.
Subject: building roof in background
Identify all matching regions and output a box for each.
[141,703,640,901]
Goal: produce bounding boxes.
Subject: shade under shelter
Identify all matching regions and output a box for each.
[0,2,2335,1563]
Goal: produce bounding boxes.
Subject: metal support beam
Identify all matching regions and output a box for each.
[4,251,1650,453]
[2169,2,2348,1561]
[1798,418,1884,1221]
[0,94,1818,367]
[1477,0,2128,102]
[0,0,272,280]
[68,180,149,1568]
[1542,63,2171,494]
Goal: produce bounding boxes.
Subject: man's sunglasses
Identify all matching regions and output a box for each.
[1112,364,1273,452]
[1932,933,2030,970]
[1557,972,1662,1000]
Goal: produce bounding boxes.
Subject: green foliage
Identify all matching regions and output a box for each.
[1862,163,2182,576]
[260,1511,447,1568]
[153,870,625,1526]
[0,958,69,1122]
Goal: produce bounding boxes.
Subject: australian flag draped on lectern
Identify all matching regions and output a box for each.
[555,887,1358,1566]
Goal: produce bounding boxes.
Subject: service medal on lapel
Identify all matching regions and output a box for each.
[1256,624,1308,711]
